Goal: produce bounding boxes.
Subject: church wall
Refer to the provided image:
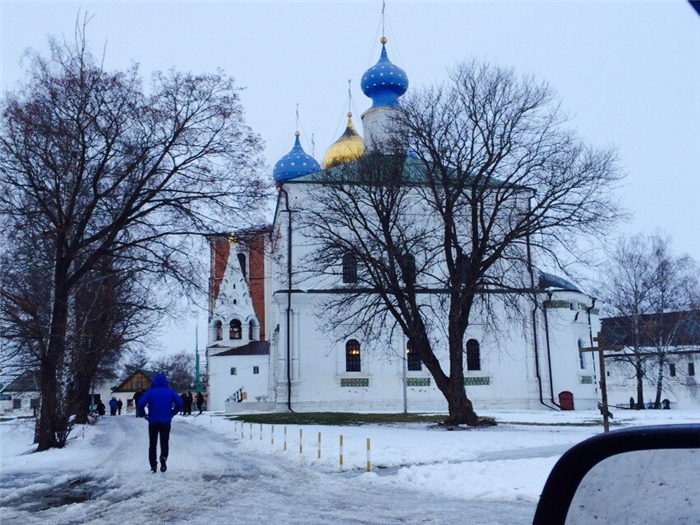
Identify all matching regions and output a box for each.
[541,291,601,410]
[208,236,231,318]
[270,293,559,413]
[208,354,269,412]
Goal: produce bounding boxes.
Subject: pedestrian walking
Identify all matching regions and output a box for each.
[109,397,118,416]
[186,391,194,415]
[137,373,184,473]
[180,393,187,415]
[97,401,106,416]
[133,389,144,417]
[117,398,123,415]
[196,391,204,415]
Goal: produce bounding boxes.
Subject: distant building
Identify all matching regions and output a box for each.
[0,370,40,415]
[602,310,700,409]
[111,369,157,413]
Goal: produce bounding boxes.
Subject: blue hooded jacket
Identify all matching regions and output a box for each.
[137,373,184,423]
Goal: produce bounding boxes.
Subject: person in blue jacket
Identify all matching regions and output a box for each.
[137,373,184,473]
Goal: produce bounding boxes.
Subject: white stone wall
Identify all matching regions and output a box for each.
[208,354,269,412]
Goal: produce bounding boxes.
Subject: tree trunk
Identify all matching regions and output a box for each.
[444,377,479,426]
[418,339,479,426]
[70,372,93,425]
[653,355,665,410]
[635,357,645,410]
[36,280,69,451]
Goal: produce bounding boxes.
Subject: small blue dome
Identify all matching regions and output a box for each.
[361,43,408,110]
[272,133,321,183]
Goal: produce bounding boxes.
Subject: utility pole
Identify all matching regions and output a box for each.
[402,335,408,414]
[195,325,203,393]
[580,332,624,433]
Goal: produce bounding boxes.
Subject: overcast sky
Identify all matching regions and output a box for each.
[2,1,698,358]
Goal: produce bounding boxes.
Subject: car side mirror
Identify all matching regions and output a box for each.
[533,425,700,525]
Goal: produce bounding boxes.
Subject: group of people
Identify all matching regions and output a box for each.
[109,397,123,415]
[179,391,205,415]
[93,397,121,416]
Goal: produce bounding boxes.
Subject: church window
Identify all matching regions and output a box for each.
[346,339,361,372]
[578,339,586,369]
[689,362,696,377]
[407,341,421,371]
[230,319,242,340]
[249,320,257,341]
[253,366,260,374]
[214,320,223,341]
[466,339,481,371]
[230,367,237,375]
[670,363,676,377]
[342,253,357,284]
[237,253,247,279]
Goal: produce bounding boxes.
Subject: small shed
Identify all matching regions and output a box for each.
[111,370,157,412]
[0,370,41,415]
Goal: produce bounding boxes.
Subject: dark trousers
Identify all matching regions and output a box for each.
[148,423,171,467]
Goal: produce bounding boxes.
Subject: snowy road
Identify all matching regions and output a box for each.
[2,416,537,525]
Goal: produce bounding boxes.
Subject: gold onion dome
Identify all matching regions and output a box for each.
[322,112,365,169]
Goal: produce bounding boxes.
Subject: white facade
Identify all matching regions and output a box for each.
[606,351,700,410]
[205,175,602,414]
[262,187,601,413]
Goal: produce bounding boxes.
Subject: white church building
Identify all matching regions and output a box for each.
[206,36,602,415]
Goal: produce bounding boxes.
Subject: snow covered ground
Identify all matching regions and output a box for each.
[1,408,698,524]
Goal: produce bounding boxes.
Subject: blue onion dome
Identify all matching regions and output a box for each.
[361,37,409,109]
[272,132,321,183]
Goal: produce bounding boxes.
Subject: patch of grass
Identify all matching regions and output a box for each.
[225,412,497,427]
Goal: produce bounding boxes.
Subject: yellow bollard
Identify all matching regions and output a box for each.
[284,426,287,451]
[271,425,275,445]
[249,422,253,440]
[339,435,344,471]
[300,428,303,454]
[366,438,371,472]
[318,432,322,459]
[240,420,244,440]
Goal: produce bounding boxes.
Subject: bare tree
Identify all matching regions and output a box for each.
[0,23,266,449]
[150,351,195,392]
[66,258,162,424]
[600,233,699,408]
[300,61,623,425]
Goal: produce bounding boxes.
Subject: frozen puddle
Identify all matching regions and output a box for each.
[5,476,109,512]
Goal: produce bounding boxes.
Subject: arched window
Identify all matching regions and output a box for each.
[407,341,421,371]
[346,339,361,372]
[214,320,223,341]
[578,339,586,369]
[229,319,242,340]
[342,253,357,284]
[237,253,247,279]
[466,339,480,371]
[249,320,258,341]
